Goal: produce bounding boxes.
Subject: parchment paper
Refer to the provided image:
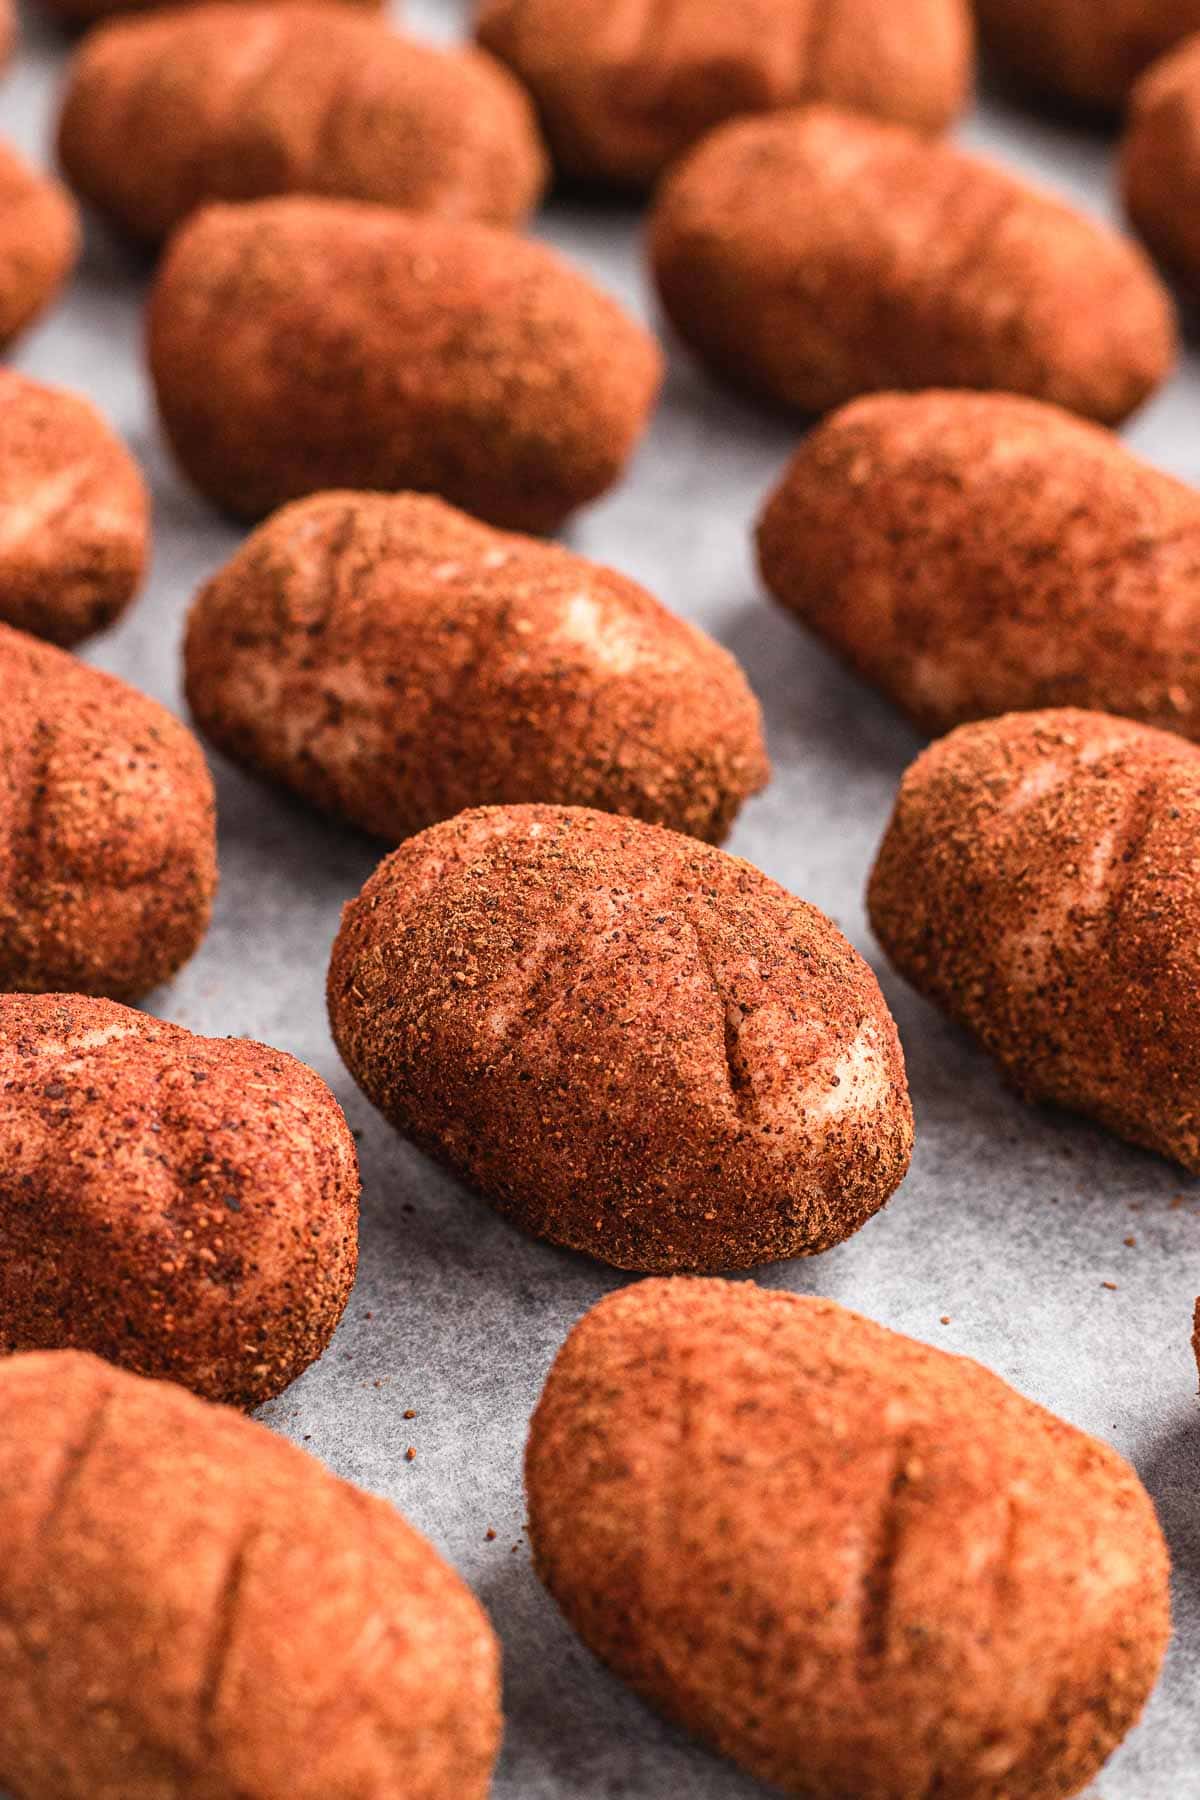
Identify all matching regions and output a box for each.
[3,4,1198,1792]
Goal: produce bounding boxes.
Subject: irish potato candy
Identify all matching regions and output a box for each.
[650,106,1174,424]
[0,140,78,351]
[528,1281,1169,1799]
[59,5,547,243]
[0,369,147,647]
[186,491,768,843]
[0,624,215,997]
[758,390,1200,737]
[0,1351,500,1800]
[975,0,1200,108]
[148,199,662,529]
[476,0,972,185]
[328,804,913,1271]
[870,709,1200,1170]
[0,994,358,1407]
[1123,35,1200,296]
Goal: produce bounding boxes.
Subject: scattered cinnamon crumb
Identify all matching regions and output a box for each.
[405,1446,416,1462]
[1124,1236,1137,1248]
[1101,1281,1118,1291]
[403,1408,416,1420]
[485,1528,496,1542]
[940,1315,951,1325]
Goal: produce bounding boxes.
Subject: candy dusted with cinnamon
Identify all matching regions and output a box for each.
[185,490,768,844]
[870,708,1200,1169]
[59,5,547,244]
[0,624,216,998]
[0,369,147,646]
[329,804,913,1271]
[650,106,1175,425]
[477,0,972,186]
[148,199,662,529]
[0,140,78,351]
[0,994,358,1407]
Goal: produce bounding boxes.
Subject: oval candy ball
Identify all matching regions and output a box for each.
[328,804,913,1272]
[869,708,1200,1170]
[186,490,768,844]
[1123,35,1200,295]
[975,0,1200,109]
[757,389,1200,739]
[0,140,78,351]
[0,369,148,647]
[59,4,548,245]
[0,623,216,998]
[476,0,972,187]
[0,994,359,1407]
[148,198,663,530]
[528,1279,1170,1800]
[649,105,1175,426]
[0,1350,500,1800]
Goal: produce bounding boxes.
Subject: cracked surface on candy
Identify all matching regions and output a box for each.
[476,0,970,186]
[0,1350,500,1800]
[649,106,1175,425]
[0,140,78,352]
[148,197,662,529]
[758,390,1200,738]
[328,803,912,1272]
[526,1278,1170,1800]
[58,5,547,244]
[0,369,147,647]
[869,707,1200,1172]
[0,993,359,1407]
[0,623,216,998]
[185,489,768,844]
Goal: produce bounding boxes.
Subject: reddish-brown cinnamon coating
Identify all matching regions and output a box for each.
[476,0,972,187]
[758,390,1200,739]
[328,804,913,1272]
[0,1350,501,1800]
[59,5,547,245]
[0,994,358,1406]
[38,0,380,26]
[0,624,216,998]
[650,106,1175,425]
[869,708,1200,1169]
[1123,36,1200,293]
[976,0,1200,108]
[148,198,662,529]
[0,140,79,350]
[186,490,768,844]
[0,369,148,646]
[0,0,14,68]
[527,1279,1171,1800]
